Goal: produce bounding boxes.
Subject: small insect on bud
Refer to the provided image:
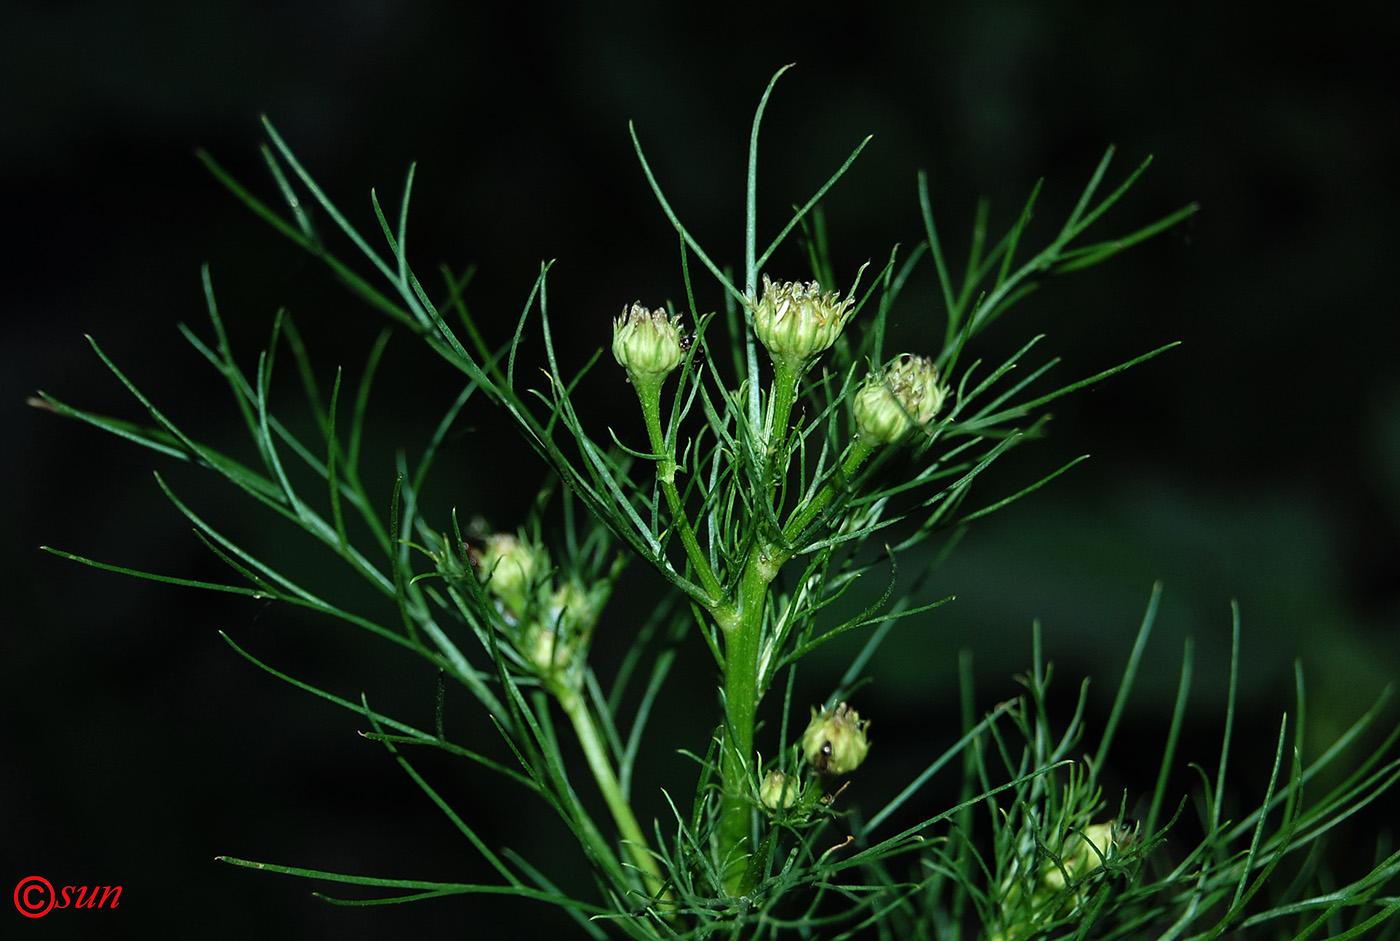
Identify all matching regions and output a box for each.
[612,303,685,381]
[751,275,858,368]
[801,701,871,776]
[759,769,801,811]
[852,354,945,445]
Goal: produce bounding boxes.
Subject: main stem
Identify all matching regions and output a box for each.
[715,434,879,895]
[715,358,801,895]
[715,551,774,894]
[641,353,879,896]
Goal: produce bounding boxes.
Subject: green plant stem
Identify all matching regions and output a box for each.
[555,684,673,912]
[714,382,879,895]
[636,377,721,601]
[712,360,801,894]
[716,550,773,894]
[781,438,878,548]
[763,359,802,490]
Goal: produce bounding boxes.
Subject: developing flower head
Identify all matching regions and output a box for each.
[852,354,945,445]
[759,769,801,811]
[516,580,594,679]
[1042,822,1121,890]
[751,275,858,367]
[801,701,870,776]
[474,532,549,620]
[544,578,600,640]
[612,303,685,381]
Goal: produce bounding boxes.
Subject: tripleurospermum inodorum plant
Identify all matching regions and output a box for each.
[35,68,1400,938]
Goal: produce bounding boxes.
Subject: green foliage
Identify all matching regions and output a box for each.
[34,68,1398,938]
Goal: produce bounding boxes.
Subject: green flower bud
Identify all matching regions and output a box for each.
[533,580,596,672]
[1042,822,1119,890]
[852,354,945,445]
[525,625,573,675]
[544,579,597,638]
[751,275,857,367]
[760,769,801,810]
[474,532,548,620]
[801,701,870,776]
[612,303,685,380]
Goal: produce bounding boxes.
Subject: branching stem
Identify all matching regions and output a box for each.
[713,369,883,894]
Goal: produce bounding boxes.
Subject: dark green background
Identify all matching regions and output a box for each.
[4,1,1397,937]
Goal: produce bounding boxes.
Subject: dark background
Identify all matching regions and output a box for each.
[4,1,1397,938]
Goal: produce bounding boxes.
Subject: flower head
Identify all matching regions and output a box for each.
[473,532,549,620]
[759,769,802,811]
[751,275,857,367]
[1042,822,1121,890]
[801,701,871,776]
[852,354,945,445]
[612,303,685,381]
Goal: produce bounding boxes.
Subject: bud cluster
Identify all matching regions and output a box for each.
[991,820,1131,941]
[472,532,548,622]
[468,531,604,685]
[1042,822,1120,890]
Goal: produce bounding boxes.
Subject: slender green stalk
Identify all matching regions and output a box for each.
[712,376,883,892]
[635,376,721,602]
[556,684,672,912]
[763,359,802,482]
[780,439,878,548]
[713,357,806,893]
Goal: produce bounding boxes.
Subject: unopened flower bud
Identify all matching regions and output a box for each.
[1043,822,1119,890]
[760,769,801,810]
[852,354,945,445]
[474,532,548,619]
[545,579,597,637]
[612,303,685,380]
[751,275,857,367]
[801,702,870,776]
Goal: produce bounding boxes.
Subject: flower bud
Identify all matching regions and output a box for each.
[751,275,857,367]
[801,702,870,776]
[759,769,801,810]
[474,532,548,619]
[544,579,598,638]
[1042,822,1119,890]
[612,303,685,381]
[852,354,945,445]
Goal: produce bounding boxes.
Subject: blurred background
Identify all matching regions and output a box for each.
[3,1,1397,937]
